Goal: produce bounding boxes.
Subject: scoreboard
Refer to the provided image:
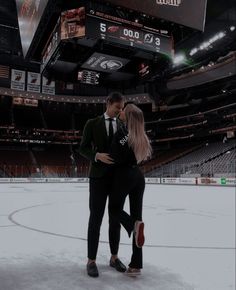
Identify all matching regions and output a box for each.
[86,15,173,57]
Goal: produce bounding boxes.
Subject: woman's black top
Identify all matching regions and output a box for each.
[109,125,137,167]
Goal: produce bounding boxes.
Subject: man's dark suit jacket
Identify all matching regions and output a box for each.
[79,115,122,178]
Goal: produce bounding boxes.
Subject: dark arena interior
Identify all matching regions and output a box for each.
[0,0,235,180]
[0,2,235,290]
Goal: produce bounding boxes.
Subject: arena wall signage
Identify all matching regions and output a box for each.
[105,0,208,31]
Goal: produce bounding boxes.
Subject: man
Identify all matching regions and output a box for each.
[79,92,126,277]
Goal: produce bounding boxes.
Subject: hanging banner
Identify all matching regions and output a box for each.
[16,0,49,57]
[42,76,55,95]
[11,69,26,91]
[27,72,41,93]
[105,0,208,31]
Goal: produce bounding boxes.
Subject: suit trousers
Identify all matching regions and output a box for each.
[88,171,121,260]
[109,166,145,269]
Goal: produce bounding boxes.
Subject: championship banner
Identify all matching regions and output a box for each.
[42,76,55,95]
[11,69,26,91]
[27,72,41,93]
[105,0,208,31]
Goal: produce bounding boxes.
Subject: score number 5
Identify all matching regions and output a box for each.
[100,23,107,33]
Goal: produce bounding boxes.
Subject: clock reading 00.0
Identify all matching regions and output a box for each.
[99,22,161,50]
[86,16,172,55]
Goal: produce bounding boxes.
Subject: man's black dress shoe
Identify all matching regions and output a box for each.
[110,258,127,272]
[87,262,99,277]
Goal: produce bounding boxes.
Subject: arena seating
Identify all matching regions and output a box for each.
[147,140,236,177]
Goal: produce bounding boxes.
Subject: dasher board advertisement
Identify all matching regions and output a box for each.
[105,0,208,31]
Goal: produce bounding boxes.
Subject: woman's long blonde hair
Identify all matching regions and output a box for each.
[124,104,152,163]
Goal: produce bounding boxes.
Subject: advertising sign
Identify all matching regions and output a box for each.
[82,53,129,72]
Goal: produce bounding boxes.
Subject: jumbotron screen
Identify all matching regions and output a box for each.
[16,0,49,57]
[104,0,207,31]
[86,14,173,56]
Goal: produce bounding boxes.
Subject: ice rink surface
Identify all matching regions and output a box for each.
[0,183,235,290]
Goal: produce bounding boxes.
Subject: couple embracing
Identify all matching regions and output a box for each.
[79,92,152,278]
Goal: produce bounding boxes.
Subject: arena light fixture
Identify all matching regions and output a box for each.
[189,31,226,56]
[189,48,198,56]
[173,53,186,65]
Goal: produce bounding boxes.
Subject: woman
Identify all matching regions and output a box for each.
[109,104,152,276]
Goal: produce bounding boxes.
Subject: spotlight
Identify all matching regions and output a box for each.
[173,54,186,65]
[189,48,198,56]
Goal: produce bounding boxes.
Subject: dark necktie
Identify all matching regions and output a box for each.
[108,118,114,144]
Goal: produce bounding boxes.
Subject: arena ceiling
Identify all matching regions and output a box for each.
[0,0,235,87]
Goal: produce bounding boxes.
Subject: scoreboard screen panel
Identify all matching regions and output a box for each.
[86,15,173,57]
[104,0,207,31]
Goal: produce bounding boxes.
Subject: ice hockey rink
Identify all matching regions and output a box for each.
[0,182,235,290]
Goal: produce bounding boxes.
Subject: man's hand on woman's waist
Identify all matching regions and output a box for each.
[95,152,114,164]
